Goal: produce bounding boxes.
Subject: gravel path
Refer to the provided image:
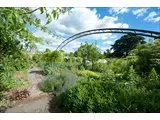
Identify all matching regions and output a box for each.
[5,68,53,113]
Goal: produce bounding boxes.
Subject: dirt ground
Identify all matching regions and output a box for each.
[5,68,60,113]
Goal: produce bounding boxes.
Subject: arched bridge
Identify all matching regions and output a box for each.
[56,28,160,50]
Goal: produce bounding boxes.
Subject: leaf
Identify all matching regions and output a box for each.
[0,22,4,28]
[39,7,44,14]
[46,19,51,25]
[46,13,49,18]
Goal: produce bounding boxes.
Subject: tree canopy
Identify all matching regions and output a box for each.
[111,33,145,58]
[131,39,160,75]
[74,42,102,70]
[0,7,68,59]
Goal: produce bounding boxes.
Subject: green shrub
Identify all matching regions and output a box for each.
[58,77,160,113]
[32,52,42,64]
[93,62,107,72]
[40,62,73,75]
[40,75,63,93]
[75,70,100,79]
[41,50,63,63]
[40,70,79,94]
[0,56,16,91]
[100,69,116,81]
[12,52,31,71]
[0,55,30,92]
[144,68,160,90]
[132,39,160,75]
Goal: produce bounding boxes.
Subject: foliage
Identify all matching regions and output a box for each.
[132,39,160,75]
[58,73,160,113]
[111,34,145,57]
[74,70,100,79]
[40,62,73,75]
[102,58,129,80]
[41,49,63,63]
[12,51,31,71]
[0,99,11,108]
[74,42,102,70]
[32,52,43,64]
[0,7,68,57]
[127,65,141,82]
[103,49,112,58]
[0,7,68,93]
[0,54,30,92]
[40,70,78,94]
[0,56,16,91]
[93,62,106,72]
[40,75,63,93]
[54,51,160,113]
[144,68,160,90]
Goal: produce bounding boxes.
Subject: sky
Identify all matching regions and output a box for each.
[32,7,160,53]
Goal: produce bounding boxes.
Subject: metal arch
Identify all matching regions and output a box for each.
[56,28,160,50]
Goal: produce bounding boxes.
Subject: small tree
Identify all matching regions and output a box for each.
[132,39,160,74]
[41,49,63,63]
[148,68,159,82]
[74,42,101,70]
[111,34,145,57]
[103,49,112,58]
[50,50,63,63]
[127,65,140,83]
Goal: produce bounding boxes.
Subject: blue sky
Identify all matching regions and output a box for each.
[32,7,160,53]
[93,7,160,31]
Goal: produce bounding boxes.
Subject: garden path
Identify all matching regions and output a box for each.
[5,68,58,113]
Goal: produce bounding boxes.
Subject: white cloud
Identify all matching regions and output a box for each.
[109,7,129,15]
[63,40,81,53]
[144,11,160,22]
[132,8,148,17]
[103,41,114,45]
[33,7,129,52]
[34,8,129,36]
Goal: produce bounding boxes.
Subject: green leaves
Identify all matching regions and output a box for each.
[52,10,59,20]
[111,34,145,57]
[74,42,102,70]
[39,7,44,14]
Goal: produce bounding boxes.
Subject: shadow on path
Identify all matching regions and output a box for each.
[29,70,44,75]
[0,106,7,113]
[48,95,63,113]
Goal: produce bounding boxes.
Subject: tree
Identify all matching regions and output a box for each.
[42,49,63,63]
[50,50,63,63]
[131,39,160,75]
[103,49,112,58]
[111,34,145,57]
[0,8,68,91]
[0,7,68,59]
[74,43,101,70]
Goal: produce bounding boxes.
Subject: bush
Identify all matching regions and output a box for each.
[0,55,30,92]
[144,68,160,90]
[0,56,16,91]
[40,62,73,75]
[40,75,63,93]
[40,70,79,94]
[41,50,63,63]
[58,77,160,113]
[32,52,42,64]
[132,39,160,75]
[75,70,100,79]
[93,62,107,72]
[12,52,31,71]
